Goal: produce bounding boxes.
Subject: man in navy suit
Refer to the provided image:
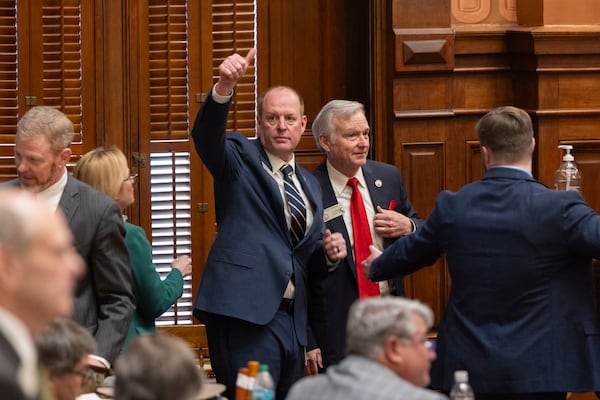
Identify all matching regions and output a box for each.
[308,100,422,371]
[364,106,600,399]
[191,49,346,400]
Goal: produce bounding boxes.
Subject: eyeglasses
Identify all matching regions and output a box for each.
[399,336,436,352]
[68,366,94,385]
[123,172,138,184]
[414,337,435,352]
[67,365,111,391]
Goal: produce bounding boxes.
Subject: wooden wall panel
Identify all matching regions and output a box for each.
[453,72,513,112]
[259,0,369,171]
[574,143,600,213]
[384,1,600,325]
[399,143,448,324]
[466,140,485,183]
[393,76,453,115]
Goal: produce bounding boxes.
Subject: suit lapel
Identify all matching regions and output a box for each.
[295,166,322,245]
[314,163,357,280]
[58,176,79,224]
[255,140,292,241]
[363,161,388,211]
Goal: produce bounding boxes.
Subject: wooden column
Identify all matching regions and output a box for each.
[511,0,600,322]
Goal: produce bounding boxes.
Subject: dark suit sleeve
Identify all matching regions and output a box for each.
[370,202,444,282]
[91,201,135,361]
[191,88,242,181]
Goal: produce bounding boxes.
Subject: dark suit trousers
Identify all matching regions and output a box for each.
[202,310,304,400]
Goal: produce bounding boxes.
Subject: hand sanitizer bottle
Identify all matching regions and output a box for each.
[554,144,582,193]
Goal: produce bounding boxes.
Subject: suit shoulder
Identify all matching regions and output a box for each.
[66,176,122,213]
[311,162,328,178]
[366,159,402,175]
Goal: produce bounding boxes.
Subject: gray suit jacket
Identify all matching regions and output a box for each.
[286,355,448,400]
[6,176,135,362]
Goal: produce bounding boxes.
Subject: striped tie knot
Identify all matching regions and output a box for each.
[280,164,306,246]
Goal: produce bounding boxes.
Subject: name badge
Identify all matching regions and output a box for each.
[324,203,344,223]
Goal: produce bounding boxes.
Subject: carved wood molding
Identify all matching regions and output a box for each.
[394,28,455,72]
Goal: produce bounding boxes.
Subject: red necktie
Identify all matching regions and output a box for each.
[348,177,380,297]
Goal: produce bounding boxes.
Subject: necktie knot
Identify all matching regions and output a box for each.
[280,164,306,247]
[281,164,294,179]
[348,177,359,190]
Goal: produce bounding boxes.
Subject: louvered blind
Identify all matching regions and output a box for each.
[148,0,189,142]
[212,0,256,136]
[0,0,88,180]
[0,0,16,181]
[147,0,193,324]
[151,152,193,325]
[148,1,256,324]
[41,0,83,141]
[0,0,16,143]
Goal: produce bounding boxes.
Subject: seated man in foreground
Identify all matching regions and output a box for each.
[287,297,447,400]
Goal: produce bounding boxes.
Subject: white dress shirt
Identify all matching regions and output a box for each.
[36,168,68,211]
[325,161,390,294]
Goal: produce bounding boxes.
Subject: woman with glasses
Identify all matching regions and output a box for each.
[74,147,192,349]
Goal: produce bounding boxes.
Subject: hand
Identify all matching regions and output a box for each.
[373,206,413,238]
[361,245,382,279]
[171,255,192,277]
[305,348,322,376]
[215,48,256,96]
[323,229,346,263]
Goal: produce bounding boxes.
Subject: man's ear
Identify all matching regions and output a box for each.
[384,335,404,365]
[0,247,21,293]
[481,145,491,169]
[319,134,331,153]
[59,148,72,167]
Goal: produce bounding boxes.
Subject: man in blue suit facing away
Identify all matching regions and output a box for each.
[191,48,346,400]
[364,106,600,400]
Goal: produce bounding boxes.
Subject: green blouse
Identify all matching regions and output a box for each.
[123,221,184,349]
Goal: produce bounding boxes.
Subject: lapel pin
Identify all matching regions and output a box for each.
[375,179,383,188]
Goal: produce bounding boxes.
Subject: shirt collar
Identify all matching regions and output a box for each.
[265,150,297,174]
[37,168,68,203]
[326,160,366,195]
[488,165,533,178]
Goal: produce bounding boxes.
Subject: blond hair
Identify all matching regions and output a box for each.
[73,147,129,200]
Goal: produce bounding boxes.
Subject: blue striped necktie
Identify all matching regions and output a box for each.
[281,164,306,246]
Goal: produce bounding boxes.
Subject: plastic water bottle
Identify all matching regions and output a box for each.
[449,370,475,400]
[554,144,582,193]
[252,364,275,400]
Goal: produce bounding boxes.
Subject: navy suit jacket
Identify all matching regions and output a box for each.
[191,91,326,346]
[370,167,600,393]
[5,176,135,362]
[310,160,422,367]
